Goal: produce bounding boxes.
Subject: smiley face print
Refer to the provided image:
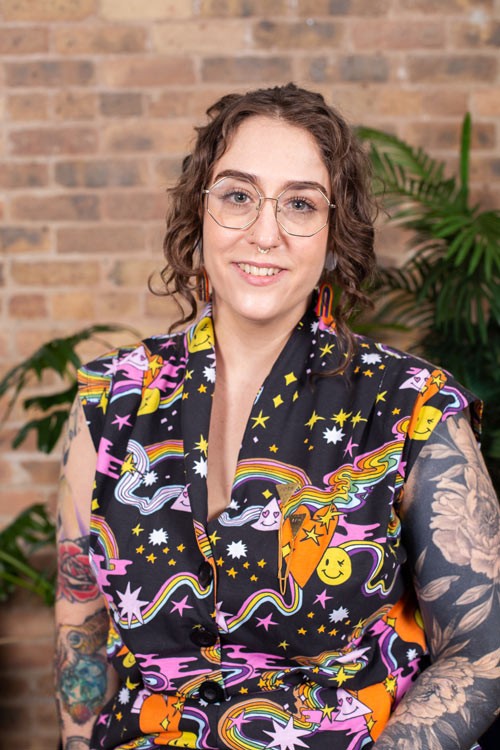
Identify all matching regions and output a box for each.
[317,546,352,586]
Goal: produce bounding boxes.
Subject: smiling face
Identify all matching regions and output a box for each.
[317,546,352,586]
[202,116,331,331]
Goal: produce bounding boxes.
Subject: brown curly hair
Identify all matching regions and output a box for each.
[158,82,376,361]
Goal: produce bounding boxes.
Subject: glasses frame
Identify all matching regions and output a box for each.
[202,177,336,238]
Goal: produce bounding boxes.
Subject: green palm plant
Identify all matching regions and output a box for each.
[357,115,500,489]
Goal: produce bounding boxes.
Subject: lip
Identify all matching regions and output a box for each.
[233,260,286,285]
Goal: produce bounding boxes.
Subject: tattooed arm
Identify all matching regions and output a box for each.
[376,412,500,750]
[55,398,118,749]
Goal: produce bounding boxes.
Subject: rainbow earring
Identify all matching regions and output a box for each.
[315,281,335,327]
[197,267,210,302]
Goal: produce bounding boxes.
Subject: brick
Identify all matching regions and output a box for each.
[0,489,46,517]
[53,25,147,54]
[407,55,497,82]
[55,159,147,188]
[99,92,143,117]
[398,0,492,12]
[147,88,226,118]
[0,226,51,253]
[471,89,500,116]
[56,225,146,254]
[307,54,389,83]
[154,157,183,184]
[402,121,496,151]
[6,93,49,120]
[102,122,191,154]
[202,56,292,83]
[9,127,98,155]
[470,157,500,182]
[5,60,95,88]
[253,20,342,49]
[53,91,97,120]
[95,292,142,319]
[108,259,156,288]
[2,0,96,20]
[10,260,99,286]
[103,191,166,221]
[100,56,195,87]
[8,294,48,319]
[51,291,96,321]
[422,90,469,116]
[0,162,48,188]
[451,20,500,48]
[198,0,288,15]
[152,20,248,52]
[11,194,100,222]
[144,292,182,322]
[351,20,444,49]
[0,26,48,54]
[19,460,59,485]
[100,0,192,19]
[296,0,389,15]
[333,87,423,121]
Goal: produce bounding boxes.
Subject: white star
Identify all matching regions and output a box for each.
[149,528,168,546]
[263,716,309,750]
[143,470,158,487]
[118,686,130,704]
[310,321,319,333]
[329,605,349,623]
[361,352,382,365]
[193,457,208,477]
[323,425,345,444]
[203,365,216,383]
[407,648,418,661]
[117,582,148,627]
[226,540,247,559]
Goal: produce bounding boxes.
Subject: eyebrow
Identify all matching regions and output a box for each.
[211,169,330,197]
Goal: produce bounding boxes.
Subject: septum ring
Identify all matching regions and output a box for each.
[257,246,270,254]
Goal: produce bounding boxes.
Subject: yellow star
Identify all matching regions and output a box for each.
[251,409,270,428]
[177,543,185,552]
[120,454,136,474]
[384,674,397,696]
[273,394,284,407]
[250,574,258,582]
[431,372,445,388]
[363,369,374,377]
[126,677,140,690]
[168,559,176,566]
[329,627,338,636]
[367,717,376,732]
[227,567,237,578]
[98,389,108,413]
[136,545,144,554]
[302,526,322,545]
[91,498,99,511]
[173,699,184,712]
[292,391,299,401]
[269,444,278,453]
[182,392,189,400]
[185,369,193,380]
[257,558,267,568]
[332,408,351,427]
[278,640,289,649]
[195,435,208,455]
[284,372,297,385]
[316,505,341,529]
[297,627,307,635]
[243,561,250,569]
[322,704,335,718]
[351,410,367,426]
[317,624,326,633]
[320,343,335,357]
[262,489,272,499]
[376,390,387,403]
[307,611,315,619]
[115,711,123,721]
[379,363,386,370]
[392,407,401,415]
[132,524,144,536]
[335,666,349,686]
[146,553,156,563]
[354,365,360,373]
[216,556,224,566]
[162,546,169,554]
[305,410,325,430]
[209,530,220,545]
[198,384,207,393]
[239,686,248,694]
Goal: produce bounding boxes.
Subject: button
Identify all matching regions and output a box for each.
[190,627,217,647]
[198,561,213,588]
[199,680,225,704]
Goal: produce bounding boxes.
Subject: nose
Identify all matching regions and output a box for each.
[248,197,281,249]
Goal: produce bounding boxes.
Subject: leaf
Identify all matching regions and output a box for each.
[414,548,427,578]
[455,584,491,606]
[439,639,470,660]
[418,575,460,602]
[456,595,493,634]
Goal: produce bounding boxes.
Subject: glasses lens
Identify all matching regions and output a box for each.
[277,187,330,236]
[207,177,260,230]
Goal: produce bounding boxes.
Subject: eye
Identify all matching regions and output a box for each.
[338,559,344,567]
[262,510,269,518]
[286,196,316,213]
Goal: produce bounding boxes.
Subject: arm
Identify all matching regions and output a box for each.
[54,398,119,750]
[375,412,500,749]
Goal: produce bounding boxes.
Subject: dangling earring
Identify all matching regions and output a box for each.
[324,252,337,272]
[314,280,335,327]
[197,266,210,302]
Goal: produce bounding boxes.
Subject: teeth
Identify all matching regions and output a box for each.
[238,263,280,277]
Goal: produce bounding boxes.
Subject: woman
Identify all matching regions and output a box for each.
[55,83,499,750]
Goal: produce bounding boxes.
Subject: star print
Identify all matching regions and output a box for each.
[185,369,193,380]
[314,589,333,608]
[305,410,325,430]
[112,414,132,430]
[319,343,334,357]
[203,365,216,382]
[136,545,144,554]
[250,574,258,581]
[323,425,345,444]
[117,582,148,626]
[146,553,156,563]
[269,444,278,453]
[284,372,297,385]
[376,390,387,403]
[103,358,120,376]
[392,407,401,415]
[273,394,284,409]
[351,410,367,426]
[120,454,136,474]
[149,528,168,546]
[317,625,326,633]
[209,530,221,545]
[229,711,250,730]
[335,667,349,686]
[278,640,289,649]
[182,392,189,400]
[143,470,158,487]
[131,524,143,536]
[256,613,278,631]
[170,595,193,616]
[226,567,238,578]
[361,352,382,364]
[363,369,374,377]
[251,410,269,428]
[98,390,108,413]
[407,648,418,661]
[301,526,323,545]
[344,437,359,457]
[257,558,267,568]
[332,408,351,427]
[216,556,224,566]
[193,456,207,477]
[297,627,307,635]
[329,606,349,622]
[227,540,247,559]
[195,435,208,456]
[263,715,310,750]
[198,384,207,393]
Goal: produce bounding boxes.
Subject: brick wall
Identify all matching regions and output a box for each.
[0,0,499,745]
